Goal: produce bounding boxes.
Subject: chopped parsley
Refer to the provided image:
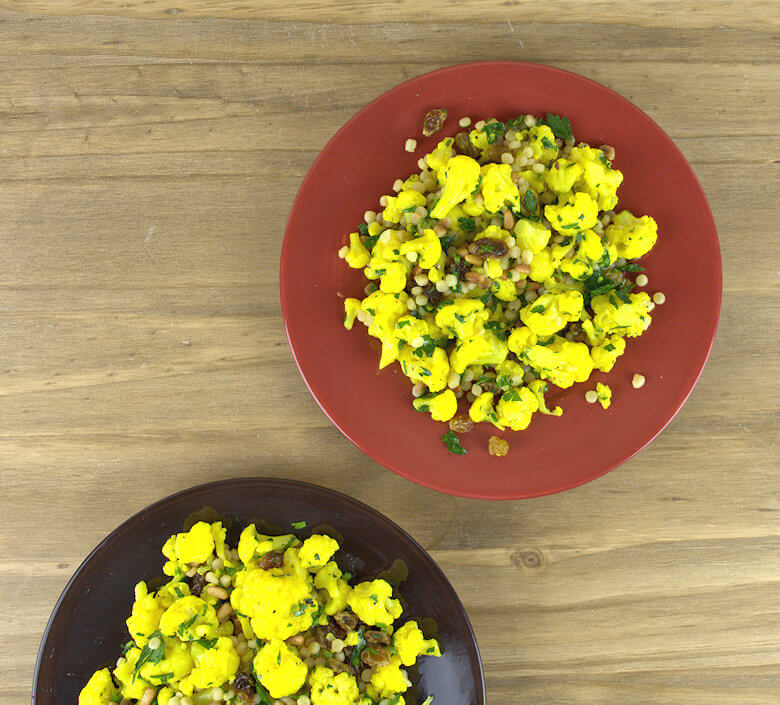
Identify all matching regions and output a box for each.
[502,389,521,401]
[541,135,554,150]
[195,637,217,649]
[481,120,506,144]
[441,430,467,455]
[357,222,369,238]
[530,304,546,314]
[524,189,538,213]
[132,631,164,682]
[598,153,612,168]
[290,520,307,529]
[539,113,573,141]
[617,262,645,272]
[458,216,476,232]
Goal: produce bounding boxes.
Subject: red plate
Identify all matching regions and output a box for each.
[280,62,721,500]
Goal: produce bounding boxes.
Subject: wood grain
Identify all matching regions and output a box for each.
[0,2,778,704]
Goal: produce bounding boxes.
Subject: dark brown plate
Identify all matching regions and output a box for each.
[33,478,484,705]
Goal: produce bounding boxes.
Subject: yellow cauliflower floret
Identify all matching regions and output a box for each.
[310,667,360,705]
[528,379,563,416]
[480,163,520,212]
[399,228,442,269]
[528,247,563,282]
[298,535,339,571]
[519,291,584,337]
[462,191,487,216]
[570,145,624,210]
[507,326,538,356]
[369,656,412,698]
[343,298,361,330]
[254,640,308,699]
[492,277,518,302]
[425,137,455,174]
[347,579,402,627]
[361,291,409,368]
[159,595,218,642]
[449,330,508,374]
[578,228,607,262]
[544,192,599,234]
[113,648,152,700]
[157,687,174,705]
[435,298,489,339]
[126,581,164,647]
[413,389,458,422]
[544,158,584,193]
[393,621,441,667]
[393,316,430,344]
[398,345,449,392]
[231,565,317,641]
[178,637,239,696]
[162,521,217,574]
[344,233,370,269]
[78,669,116,705]
[596,382,612,409]
[516,169,547,194]
[496,387,539,431]
[513,219,550,259]
[313,561,352,616]
[605,211,658,259]
[382,190,426,224]
[527,125,559,164]
[139,638,193,687]
[237,525,299,567]
[523,338,594,389]
[484,258,503,279]
[590,334,626,372]
[468,128,490,150]
[591,292,653,339]
[468,392,502,429]
[430,155,481,219]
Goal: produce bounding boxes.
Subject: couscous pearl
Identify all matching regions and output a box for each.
[444,274,458,288]
[521,249,534,265]
[434,280,448,292]
[211,558,224,571]
[525,289,538,303]
[405,138,417,152]
[411,336,425,348]
[585,391,598,404]
[392,179,403,192]
[508,140,522,150]
[415,294,428,306]
[632,374,646,389]
[331,638,345,652]
[508,245,521,259]
[299,646,310,658]
[514,155,528,168]
[532,163,545,174]
[412,383,426,398]
[507,299,522,311]
[336,651,346,662]
[379,195,388,207]
[459,117,472,127]
[447,372,460,389]
[511,374,524,386]
[147,636,162,650]
[415,206,428,217]
[501,152,514,164]
[634,273,648,287]
[474,119,486,130]
[379,230,392,244]
[522,146,534,159]
[411,286,423,296]
[506,235,516,247]
[471,384,483,397]
[406,251,419,263]
[364,210,377,224]
[220,574,231,587]
[414,274,428,286]
[361,670,374,682]
[181,698,193,705]
[524,114,536,127]
[297,698,311,705]
[309,642,320,655]
[212,687,224,700]
[304,657,315,668]
[205,571,218,584]
[653,292,666,305]
[337,246,347,259]
[406,298,416,311]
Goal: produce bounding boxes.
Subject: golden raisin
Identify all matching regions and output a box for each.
[488,436,509,457]
[422,108,448,137]
[449,415,474,433]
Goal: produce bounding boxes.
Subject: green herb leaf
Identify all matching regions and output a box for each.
[132,631,164,683]
[617,263,645,272]
[196,637,217,649]
[541,135,554,150]
[351,628,367,668]
[598,153,612,168]
[357,222,369,237]
[290,521,307,529]
[524,189,538,213]
[530,304,546,314]
[109,693,122,703]
[502,389,521,402]
[505,116,526,130]
[441,430,468,455]
[457,216,476,232]
[540,113,573,141]
[481,121,506,144]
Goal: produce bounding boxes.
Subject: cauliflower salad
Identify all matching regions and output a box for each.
[78,520,440,705]
[338,110,662,455]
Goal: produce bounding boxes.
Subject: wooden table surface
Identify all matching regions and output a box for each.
[1,2,778,704]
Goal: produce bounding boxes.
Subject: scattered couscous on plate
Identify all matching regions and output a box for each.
[338,110,664,456]
[78,520,440,705]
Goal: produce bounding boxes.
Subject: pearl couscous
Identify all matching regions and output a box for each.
[78,521,441,705]
[339,112,659,454]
